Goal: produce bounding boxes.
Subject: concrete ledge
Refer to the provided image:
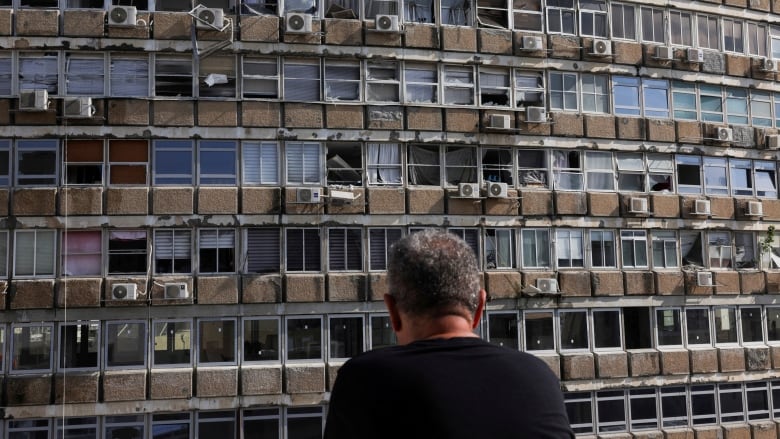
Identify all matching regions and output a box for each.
[241,365,283,395]
[152,187,194,214]
[369,273,388,301]
[594,352,628,378]
[60,187,102,215]
[197,275,239,304]
[532,353,561,380]
[103,370,146,401]
[327,273,366,301]
[150,369,192,399]
[484,271,521,299]
[745,346,770,371]
[106,188,148,215]
[55,372,99,403]
[285,363,326,394]
[11,279,55,309]
[198,187,238,214]
[285,274,325,302]
[690,348,719,374]
[718,347,746,372]
[561,353,595,380]
[197,367,238,397]
[242,274,282,303]
[13,188,56,216]
[241,187,280,214]
[660,349,690,375]
[628,350,660,377]
[6,374,52,405]
[56,278,102,308]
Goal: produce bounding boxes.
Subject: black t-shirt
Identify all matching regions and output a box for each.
[324,337,574,439]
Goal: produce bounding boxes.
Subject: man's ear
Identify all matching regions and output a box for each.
[471,289,487,329]
[383,294,403,332]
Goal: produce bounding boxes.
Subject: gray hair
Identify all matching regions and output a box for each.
[387,229,481,317]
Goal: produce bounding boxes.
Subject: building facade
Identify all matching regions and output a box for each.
[1,0,780,437]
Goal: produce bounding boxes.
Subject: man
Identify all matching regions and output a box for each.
[324,230,573,439]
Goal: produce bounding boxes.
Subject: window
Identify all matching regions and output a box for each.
[704,157,728,196]
[515,70,544,108]
[0,140,8,186]
[366,61,400,102]
[751,90,772,127]
[105,415,145,439]
[479,68,510,107]
[199,140,237,185]
[440,0,470,25]
[672,81,697,120]
[242,57,279,99]
[661,387,688,428]
[755,161,777,198]
[772,25,780,59]
[700,84,724,122]
[108,230,147,274]
[730,159,752,197]
[366,143,401,186]
[110,56,149,97]
[640,7,664,43]
[585,151,614,191]
[559,310,588,351]
[448,228,480,260]
[198,319,236,365]
[676,155,702,194]
[549,72,577,112]
[63,140,102,185]
[552,150,583,190]
[328,228,362,271]
[286,142,321,185]
[656,308,682,347]
[723,18,744,53]
[719,383,745,423]
[581,74,609,113]
[62,230,101,276]
[154,229,192,274]
[324,61,360,102]
[546,0,575,35]
[444,146,477,186]
[487,312,518,349]
[198,229,235,273]
[155,56,192,97]
[326,143,362,186]
[287,317,322,361]
[566,393,594,435]
[642,79,669,118]
[476,0,507,28]
[287,407,325,438]
[108,140,148,185]
[681,231,704,267]
[14,229,56,277]
[329,315,364,360]
[19,53,58,94]
[284,59,320,102]
[65,54,105,96]
[708,232,732,269]
[620,230,647,269]
[613,76,640,116]
[579,0,606,37]
[592,309,621,350]
[481,148,512,185]
[370,314,396,349]
[746,382,770,421]
[58,417,98,439]
[624,307,652,349]
[590,230,615,268]
[286,228,321,272]
[243,318,279,362]
[105,321,146,368]
[17,139,58,186]
[691,384,717,425]
[615,153,643,192]
[670,11,693,46]
[243,409,280,438]
[0,230,6,278]
[629,388,658,431]
[518,149,549,188]
[152,413,190,439]
[368,228,402,271]
[408,144,440,186]
[697,14,719,50]
[198,412,236,438]
[611,3,635,40]
[11,323,53,372]
[768,307,780,343]
[714,307,738,344]
[58,321,98,370]
[524,311,555,351]
[199,56,236,98]
[556,229,584,268]
[365,0,396,18]
[442,65,474,105]
[246,228,281,273]
[520,228,550,268]
[243,141,278,185]
[747,22,768,57]
[685,307,711,346]
[404,0,433,23]
[0,55,11,96]
[740,307,764,344]
[597,390,627,433]
[404,63,437,104]
[725,88,748,125]
[153,320,192,366]
[512,0,543,31]
[154,140,193,185]
[648,154,674,192]
[485,229,514,269]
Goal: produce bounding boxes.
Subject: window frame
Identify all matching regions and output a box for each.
[242,317,281,364]
[13,229,57,278]
[104,320,147,370]
[152,318,193,368]
[197,318,237,366]
[16,139,58,186]
[10,322,54,374]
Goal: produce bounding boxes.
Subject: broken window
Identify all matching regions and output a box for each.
[242,57,279,99]
[592,309,621,350]
[517,148,548,188]
[408,144,440,186]
[613,76,640,116]
[514,70,544,108]
[368,228,402,270]
[714,307,738,344]
[610,2,635,40]
[286,142,321,185]
[647,154,673,191]
[581,74,608,113]
[17,139,57,186]
[328,228,362,271]
[199,140,237,185]
[199,56,236,98]
[734,232,756,269]
[697,14,719,50]
[730,159,753,196]
[366,143,401,185]
[546,0,575,35]
[652,231,678,269]
[566,393,594,435]
[63,230,101,276]
[19,53,58,94]
[153,319,192,366]
[246,228,281,273]
[154,140,193,185]
[703,157,728,195]
[485,229,513,269]
[685,308,711,346]
[329,316,364,359]
[640,6,664,44]
[156,0,194,11]
[726,87,748,125]
[324,0,359,17]
[155,55,193,97]
[110,56,149,97]
[106,321,146,368]
[286,316,322,360]
[476,0,507,28]
[487,312,518,349]
[108,230,147,274]
[624,307,652,349]
[14,230,56,277]
[326,143,362,186]
[286,228,321,272]
[556,229,584,268]
[655,308,682,346]
[560,309,588,351]
[198,319,236,365]
[65,53,104,95]
[198,229,236,273]
[441,0,469,25]
[109,140,148,185]
[64,140,103,185]
[324,61,360,101]
[482,148,512,184]
[740,306,764,344]
[578,0,606,37]
[552,149,582,190]
[442,65,474,105]
[669,11,692,46]
[404,63,437,104]
[243,141,278,185]
[521,228,550,268]
[722,18,744,53]
[590,230,616,268]
[699,84,723,122]
[642,79,669,118]
[585,151,614,191]
[20,0,56,8]
[243,318,279,362]
[154,229,192,274]
[755,160,777,198]
[365,0,397,17]
[708,231,732,269]
[479,67,510,107]
[621,230,647,269]
[524,310,554,351]
[284,59,320,102]
[747,22,767,57]
[513,0,542,31]
[366,61,400,102]
[59,321,98,370]
[242,0,275,14]
[11,324,53,372]
[444,146,477,186]
[549,72,577,111]
[676,155,702,194]
[680,231,704,267]
[404,0,433,23]
[0,55,11,96]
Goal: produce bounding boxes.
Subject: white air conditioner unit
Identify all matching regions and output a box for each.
[747,200,763,217]
[164,282,190,299]
[697,271,714,287]
[328,189,356,200]
[286,12,313,33]
[760,57,778,72]
[489,114,510,129]
[522,35,543,50]
[526,106,546,123]
[629,197,649,214]
[694,199,711,216]
[486,182,508,198]
[111,283,137,300]
[63,97,95,118]
[591,39,611,56]
[767,135,780,149]
[108,5,138,26]
[195,7,224,29]
[687,48,704,63]
[297,187,322,203]
[536,278,559,294]
[717,127,734,142]
[655,46,673,60]
[19,89,48,111]
[458,182,479,198]
[375,14,399,32]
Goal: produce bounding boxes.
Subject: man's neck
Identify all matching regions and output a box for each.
[400,315,478,344]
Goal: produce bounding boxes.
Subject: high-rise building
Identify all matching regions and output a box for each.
[0,0,779,436]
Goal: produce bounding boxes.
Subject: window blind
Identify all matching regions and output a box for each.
[247,229,280,273]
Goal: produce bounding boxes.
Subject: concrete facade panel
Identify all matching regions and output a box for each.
[56,278,101,308]
[241,187,280,214]
[690,349,719,374]
[153,101,195,126]
[327,273,366,301]
[11,279,54,309]
[242,275,282,303]
[196,367,238,397]
[285,103,324,128]
[13,188,56,216]
[103,370,147,401]
[323,19,362,45]
[239,15,280,41]
[198,187,238,214]
[153,187,194,214]
[241,366,283,395]
[197,275,239,304]
[478,28,513,54]
[108,100,150,125]
[285,275,325,302]
[150,369,193,399]
[561,353,595,380]
[198,101,238,126]
[660,349,690,375]
[285,364,326,393]
[54,372,99,403]
[15,9,58,36]
[591,271,624,296]
[325,105,364,129]
[628,350,660,377]
[594,352,628,378]
[484,271,521,299]
[407,187,444,214]
[60,187,102,215]
[62,10,104,36]
[442,26,476,52]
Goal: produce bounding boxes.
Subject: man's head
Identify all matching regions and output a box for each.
[387,229,482,321]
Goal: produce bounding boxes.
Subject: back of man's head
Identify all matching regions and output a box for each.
[387,230,481,318]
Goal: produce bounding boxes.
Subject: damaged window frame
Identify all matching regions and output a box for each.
[713,306,739,346]
[680,230,704,268]
[242,141,279,185]
[442,64,475,106]
[108,139,149,186]
[517,148,549,189]
[448,228,480,263]
[478,66,511,107]
[242,56,279,100]
[403,62,438,104]
[154,54,193,98]
[514,70,544,109]
[760,231,780,271]
[440,0,471,25]
[19,0,57,9]
[484,228,514,270]
[283,58,321,102]
[109,55,150,98]
[708,231,733,269]
[481,147,513,185]
[245,227,281,274]
[365,60,400,103]
[323,0,360,18]
[404,0,433,23]
[552,149,583,191]
[326,142,363,186]
[107,229,148,275]
[444,145,478,187]
[324,60,361,102]
[676,155,702,195]
[19,52,59,95]
[365,0,397,18]
[407,143,441,186]
[199,55,237,99]
[57,321,99,372]
[64,139,104,186]
[734,232,757,269]
[64,52,105,96]
[767,307,780,343]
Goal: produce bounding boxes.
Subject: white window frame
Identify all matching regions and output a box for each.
[285,228,321,273]
[324,60,361,102]
[13,229,56,277]
[64,52,105,96]
[283,58,321,102]
[486,311,520,350]
[109,55,149,98]
[153,229,193,274]
[442,65,475,106]
[559,309,590,352]
[620,230,648,269]
[610,2,636,40]
[546,0,576,35]
[365,60,400,103]
[589,229,616,269]
[478,67,511,107]
[523,310,556,353]
[403,63,438,104]
[485,228,514,270]
[684,307,712,347]
[580,73,609,114]
[327,314,365,361]
[556,228,584,268]
[629,388,659,431]
[285,141,322,186]
[592,308,623,351]
[242,56,279,99]
[242,141,279,186]
[549,71,578,112]
[640,6,665,44]
[328,227,363,272]
[197,228,236,274]
[713,306,739,346]
[596,390,628,433]
[655,307,683,348]
[738,306,765,346]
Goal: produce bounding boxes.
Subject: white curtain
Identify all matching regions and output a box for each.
[367,143,401,184]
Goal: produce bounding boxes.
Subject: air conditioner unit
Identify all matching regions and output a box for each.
[591,39,611,56]
[687,48,704,63]
[297,187,322,203]
[655,46,673,60]
[526,106,546,123]
[19,89,48,111]
[629,197,649,214]
[489,114,510,129]
[486,182,508,198]
[694,199,711,216]
[747,200,763,217]
[760,57,778,72]
[164,282,190,299]
[697,271,714,287]
[111,283,137,300]
[767,135,780,149]
[195,7,224,29]
[375,14,399,32]
[63,97,95,118]
[717,127,734,142]
[458,182,479,198]
[108,5,138,26]
[536,278,559,294]
[522,35,543,50]
[286,12,313,33]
